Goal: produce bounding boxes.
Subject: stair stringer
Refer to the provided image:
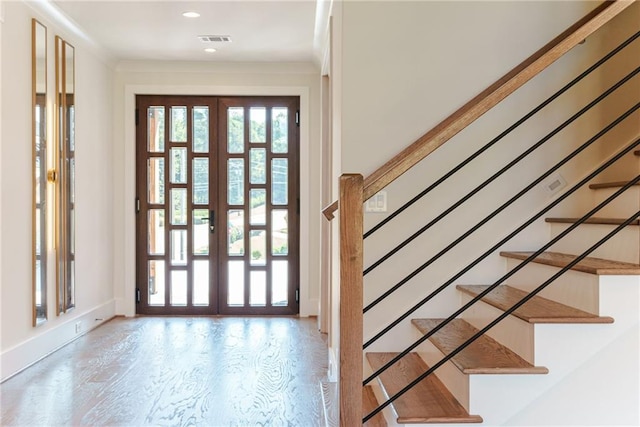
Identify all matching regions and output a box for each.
[384,274,639,427]
[502,323,640,426]
[467,274,639,426]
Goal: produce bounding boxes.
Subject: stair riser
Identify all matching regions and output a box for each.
[365,319,422,353]
[504,259,600,314]
[598,151,640,184]
[411,328,471,412]
[460,293,535,364]
[590,186,640,217]
[548,223,639,264]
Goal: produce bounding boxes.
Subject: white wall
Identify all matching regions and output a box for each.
[111,61,321,317]
[335,0,639,350]
[327,0,343,381]
[0,2,5,356]
[593,2,640,183]
[0,1,115,381]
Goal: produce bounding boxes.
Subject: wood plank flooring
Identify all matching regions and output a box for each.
[0,316,328,427]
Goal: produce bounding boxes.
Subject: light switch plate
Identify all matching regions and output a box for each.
[365,191,387,213]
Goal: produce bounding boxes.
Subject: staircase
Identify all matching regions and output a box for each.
[361,163,640,425]
[323,2,639,425]
[360,151,640,426]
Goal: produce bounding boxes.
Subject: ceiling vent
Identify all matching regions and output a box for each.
[198,35,232,43]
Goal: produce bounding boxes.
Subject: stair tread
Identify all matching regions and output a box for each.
[412,319,548,374]
[500,251,640,275]
[363,386,388,427]
[589,180,640,189]
[545,217,640,226]
[366,352,482,424]
[456,284,614,323]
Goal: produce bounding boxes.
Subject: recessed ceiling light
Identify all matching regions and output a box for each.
[182,11,200,18]
[204,48,217,53]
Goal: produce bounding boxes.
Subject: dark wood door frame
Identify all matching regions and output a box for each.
[135,95,300,315]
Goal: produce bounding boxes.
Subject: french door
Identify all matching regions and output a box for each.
[136,95,299,315]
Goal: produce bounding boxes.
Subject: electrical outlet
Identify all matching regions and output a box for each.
[74,321,82,334]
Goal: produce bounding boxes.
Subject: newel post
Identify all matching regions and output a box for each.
[339,173,364,426]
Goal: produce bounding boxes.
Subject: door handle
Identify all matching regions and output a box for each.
[209,210,215,233]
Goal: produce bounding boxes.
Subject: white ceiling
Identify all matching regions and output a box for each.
[51,0,319,63]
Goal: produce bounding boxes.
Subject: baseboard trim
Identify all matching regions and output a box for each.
[301,297,319,317]
[0,299,116,382]
[328,346,338,382]
[320,380,338,427]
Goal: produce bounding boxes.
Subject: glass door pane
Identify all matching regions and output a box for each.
[136,96,217,315]
[218,98,299,315]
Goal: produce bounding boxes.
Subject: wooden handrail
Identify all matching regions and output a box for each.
[339,174,364,426]
[322,0,634,221]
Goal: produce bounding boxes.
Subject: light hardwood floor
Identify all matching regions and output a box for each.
[1,316,328,426]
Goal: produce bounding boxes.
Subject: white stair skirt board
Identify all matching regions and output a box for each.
[503,324,640,426]
[470,279,638,425]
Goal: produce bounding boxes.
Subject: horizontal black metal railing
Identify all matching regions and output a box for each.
[364,105,640,351]
[357,21,640,427]
[363,30,640,242]
[364,204,640,422]
[364,64,640,280]
[363,141,640,384]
